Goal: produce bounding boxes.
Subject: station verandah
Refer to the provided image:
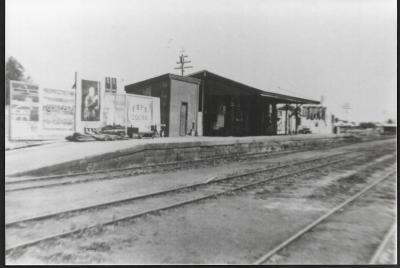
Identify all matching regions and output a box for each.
[188,70,320,137]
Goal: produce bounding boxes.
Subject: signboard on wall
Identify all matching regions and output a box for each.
[41,88,75,131]
[81,80,100,121]
[9,81,41,140]
[126,94,160,132]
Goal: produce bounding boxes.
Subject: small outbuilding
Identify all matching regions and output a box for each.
[125,74,201,137]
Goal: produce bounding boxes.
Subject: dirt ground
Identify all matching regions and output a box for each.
[265,175,397,265]
[6,143,396,264]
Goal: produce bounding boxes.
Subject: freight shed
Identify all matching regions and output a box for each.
[188,70,320,137]
[125,74,201,137]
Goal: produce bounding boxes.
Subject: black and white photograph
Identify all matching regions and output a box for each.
[4,0,397,265]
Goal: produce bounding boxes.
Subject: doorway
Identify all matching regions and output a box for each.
[180,102,188,136]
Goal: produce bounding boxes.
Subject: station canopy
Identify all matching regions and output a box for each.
[187,70,320,105]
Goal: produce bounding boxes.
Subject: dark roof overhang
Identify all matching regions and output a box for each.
[188,70,320,105]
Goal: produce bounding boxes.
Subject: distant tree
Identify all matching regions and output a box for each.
[5,56,32,105]
[385,118,395,124]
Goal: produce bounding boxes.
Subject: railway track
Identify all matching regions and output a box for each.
[253,167,397,265]
[369,223,397,264]
[5,149,395,255]
[5,138,395,192]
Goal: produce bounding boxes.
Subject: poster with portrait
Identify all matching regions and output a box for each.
[81,80,100,121]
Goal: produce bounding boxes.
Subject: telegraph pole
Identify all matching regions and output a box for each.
[174,48,193,76]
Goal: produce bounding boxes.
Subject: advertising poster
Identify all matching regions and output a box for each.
[111,77,117,93]
[81,80,100,121]
[126,95,154,132]
[41,88,75,131]
[114,94,126,126]
[9,81,41,140]
[103,94,126,126]
[102,93,115,125]
[105,77,111,93]
[105,77,117,93]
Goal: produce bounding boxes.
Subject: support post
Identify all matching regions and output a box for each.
[73,71,77,132]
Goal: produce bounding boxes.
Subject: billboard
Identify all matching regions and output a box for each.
[114,94,126,126]
[126,94,160,132]
[9,81,41,140]
[103,94,126,126]
[41,88,75,131]
[103,93,115,125]
[81,80,100,121]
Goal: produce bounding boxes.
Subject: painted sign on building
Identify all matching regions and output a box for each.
[9,80,41,140]
[126,94,160,132]
[41,88,75,131]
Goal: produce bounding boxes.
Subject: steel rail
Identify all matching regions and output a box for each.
[369,223,397,264]
[5,154,361,254]
[6,152,351,227]
[253,168,396,265]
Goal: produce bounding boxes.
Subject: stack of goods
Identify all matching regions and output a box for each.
[66,125,128,142]
[65,132,96,142]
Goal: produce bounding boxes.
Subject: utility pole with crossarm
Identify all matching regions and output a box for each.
[174,48,193,76]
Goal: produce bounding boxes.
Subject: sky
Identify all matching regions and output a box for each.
[6,0,397,122]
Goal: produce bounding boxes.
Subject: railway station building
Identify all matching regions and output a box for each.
[125,70,320,137]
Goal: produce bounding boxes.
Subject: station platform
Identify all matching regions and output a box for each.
[5,133,375,177]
